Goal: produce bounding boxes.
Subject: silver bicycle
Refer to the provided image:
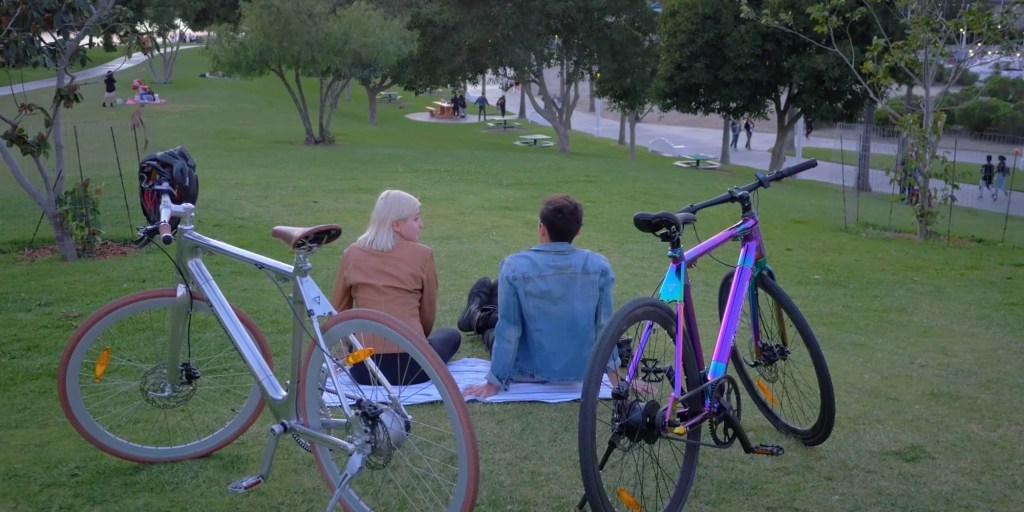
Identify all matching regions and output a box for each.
[56,155,479,511]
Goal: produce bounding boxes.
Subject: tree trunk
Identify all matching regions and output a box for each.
[588,80,595,112]
[367,95,379,126]
[518,85,526,119]
[628,111,637,160]
[618,112,626,145]
[721,117,731,165]
[553,123,571,152]
[857,103,874,192]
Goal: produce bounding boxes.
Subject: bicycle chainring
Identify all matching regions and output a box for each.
[708,376,742,447]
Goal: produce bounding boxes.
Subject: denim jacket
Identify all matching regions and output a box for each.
[486,242,615,390]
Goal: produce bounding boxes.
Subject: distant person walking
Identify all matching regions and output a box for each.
[458,94,467,119]
[805,118,814,139]
[979,154,996,200]
[743,117,755,149]
[497,95,507,117]
[102,71,116,107]
[730,119,740,150]
[994,154,1010,200]
[475,94,489,121]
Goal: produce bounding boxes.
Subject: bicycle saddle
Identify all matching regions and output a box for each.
[633,211,697,236]
[271,224,342,250]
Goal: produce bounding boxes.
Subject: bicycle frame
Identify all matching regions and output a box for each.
[156,200,396,481]
[627,211,766,425]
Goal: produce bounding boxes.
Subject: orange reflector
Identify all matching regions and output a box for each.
[755,378,779,407]
[343,348,374,366]
[617,487,641,511]
[94,346,112,383]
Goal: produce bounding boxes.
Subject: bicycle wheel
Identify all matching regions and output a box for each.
[58,289,270,462]
[718,271,835,446]
[579,297,703,512]
[299,308,479,512]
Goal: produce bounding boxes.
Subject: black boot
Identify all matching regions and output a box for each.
[457,277,492,333]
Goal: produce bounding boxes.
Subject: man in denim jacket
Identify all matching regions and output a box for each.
[460,194,614,399]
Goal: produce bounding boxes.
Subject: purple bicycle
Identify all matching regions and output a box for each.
[578,160,835,511]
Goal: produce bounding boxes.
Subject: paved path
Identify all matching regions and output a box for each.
[467,87,1023,217]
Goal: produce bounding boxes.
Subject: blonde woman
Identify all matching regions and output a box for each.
[331,190,461,385]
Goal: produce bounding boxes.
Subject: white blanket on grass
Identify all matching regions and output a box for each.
[323,357,611,405]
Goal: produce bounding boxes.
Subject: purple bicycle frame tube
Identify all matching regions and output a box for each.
[682,216,759,381]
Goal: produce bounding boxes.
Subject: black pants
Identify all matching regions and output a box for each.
[348,327,461,386]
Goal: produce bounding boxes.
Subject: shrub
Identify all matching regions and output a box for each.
[57,179,104,256]
[980,75,1024,102]
[956,97,1014,133]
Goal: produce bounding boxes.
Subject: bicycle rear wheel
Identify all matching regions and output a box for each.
[300,309,479,512]
[718,271,835,446]
[58,289,270,462]
[579,297,702,512]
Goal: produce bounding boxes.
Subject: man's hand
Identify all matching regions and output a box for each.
[463,382,500,399]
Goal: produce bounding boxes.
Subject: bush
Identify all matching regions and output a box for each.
[57,179,104,256]
[956,69,980,86]
[980,75,1024,102]
[956,97,1014,133]
[873,94,920,126]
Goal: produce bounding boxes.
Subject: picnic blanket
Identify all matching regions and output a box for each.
[322,357,612,405]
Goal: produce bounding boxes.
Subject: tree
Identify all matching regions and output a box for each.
[207,0,355,145]
[342,2,416,126]
[750,0,1023,239]
[117,0,196,84]
[657,0,870,171]
[1,0,118,261]
[593,4,660,160]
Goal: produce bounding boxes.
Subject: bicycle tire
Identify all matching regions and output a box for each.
[299,308,479,512]
[579,297,702,512]
[58,288,270,462]
[718,271,835,446]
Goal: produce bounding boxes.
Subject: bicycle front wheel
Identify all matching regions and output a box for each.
[579,297,702,512]
[300,308,479,512]
[718,271,835,446]
[58,289,270,462]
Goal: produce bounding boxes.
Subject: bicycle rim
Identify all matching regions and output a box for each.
[300,309,479,512]
[719,272,835,445]
[579,297,702,512]
[58,289,269,462]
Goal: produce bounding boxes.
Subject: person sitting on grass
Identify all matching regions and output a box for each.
[459,194,615,399]
[331,189,461,386]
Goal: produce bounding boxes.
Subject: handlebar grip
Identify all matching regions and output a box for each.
[778,159,818,179]
[158,222,173,245]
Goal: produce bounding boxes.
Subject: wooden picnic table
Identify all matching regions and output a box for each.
[378,91,400,102]
[428,100,455,119]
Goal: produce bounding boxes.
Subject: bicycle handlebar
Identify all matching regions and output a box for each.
[677,159,817,215]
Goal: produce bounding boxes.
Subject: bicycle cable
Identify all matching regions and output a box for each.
[690,223,736,270]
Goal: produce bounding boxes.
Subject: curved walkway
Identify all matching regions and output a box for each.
[466,86,1023,217]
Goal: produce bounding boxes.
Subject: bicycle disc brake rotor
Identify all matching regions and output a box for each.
[140,364,197,408]
[355,400,410,470]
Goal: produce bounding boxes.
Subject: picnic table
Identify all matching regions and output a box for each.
[427,101,456,119]
[673,153,720,169]
[378,91,401,102]
[514,134,554,147]
[487,115,521,130]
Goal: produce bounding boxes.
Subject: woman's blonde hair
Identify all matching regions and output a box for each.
[355,189,421,252]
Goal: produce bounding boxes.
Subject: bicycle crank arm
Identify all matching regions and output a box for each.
[715,397,784,456]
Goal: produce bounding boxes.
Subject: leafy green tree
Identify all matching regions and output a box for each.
[1,0,118,261]
[341,2,416,126]
[751,0,1023,239]
[593,3,660,160]
[660,0,869,171]
[117,0,197,84]
[207,0,355,145]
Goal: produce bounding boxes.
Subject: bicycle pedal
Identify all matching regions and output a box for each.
[751,444,784,456]
[227,474,264,494]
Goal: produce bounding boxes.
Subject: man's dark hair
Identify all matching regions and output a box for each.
[539,194,583,243]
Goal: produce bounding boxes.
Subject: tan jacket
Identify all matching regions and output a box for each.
[331,239,437,353]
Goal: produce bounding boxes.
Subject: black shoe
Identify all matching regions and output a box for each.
[457,277,491,333]
[616,335,633,368]
[102,102,106,107]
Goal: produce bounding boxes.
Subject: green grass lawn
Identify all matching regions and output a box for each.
[2,50,1023,511]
